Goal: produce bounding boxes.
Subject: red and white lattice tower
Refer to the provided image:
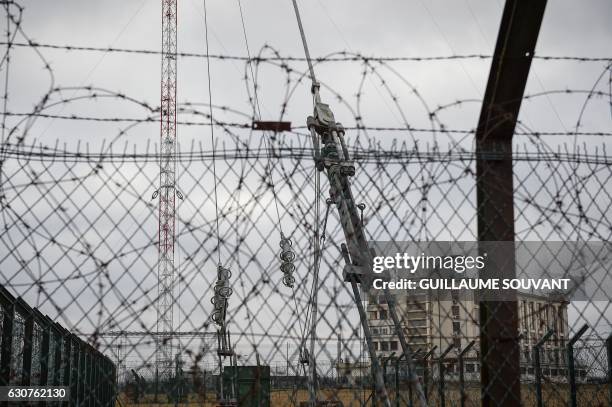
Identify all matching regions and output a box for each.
[156,0,177,379]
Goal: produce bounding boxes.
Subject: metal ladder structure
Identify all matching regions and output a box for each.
[304,83,428,407]
[289,4,428,407]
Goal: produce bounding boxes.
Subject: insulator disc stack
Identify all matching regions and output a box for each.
[211,265,232,326]
[279,233,296,287]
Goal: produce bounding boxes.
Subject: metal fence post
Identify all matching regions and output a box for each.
[40,323,50,386]
[108,358,114,407]
[94,354,99,407]
[78,341,85,406]
[380,352,395,407]
[421,346,436,402]
[70,336,78,407]
[102,358,108,407]
[458,340,476,407]
[395,353,404,407]
[63,335,71,407]
[0,301,14,389]
[382,352,395,383]
[475,1,547,406]
[407,356,413,407]
[154,367,159,403]
[567,324,588,407]
[54,329,62,387]
[20,305,33,386]
[533,329,554,407]
[607,334,612,407]
[438,344,454,407]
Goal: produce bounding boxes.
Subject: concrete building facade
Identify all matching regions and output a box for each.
[366,290,570,379]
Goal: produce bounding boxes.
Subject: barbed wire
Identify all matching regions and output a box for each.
[2,41,612,63]
[1,1,611,405]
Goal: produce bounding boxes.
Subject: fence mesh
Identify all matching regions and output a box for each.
[2,140,611,405]
[0,0,611,405]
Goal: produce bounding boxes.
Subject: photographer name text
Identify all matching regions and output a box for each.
[373,278,571,291]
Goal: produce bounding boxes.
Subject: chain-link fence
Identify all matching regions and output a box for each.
[1,137,611,406]
[0,285,116,405]
[1,0,612,404]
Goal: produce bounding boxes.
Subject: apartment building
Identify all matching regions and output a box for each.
[366,290,570,379]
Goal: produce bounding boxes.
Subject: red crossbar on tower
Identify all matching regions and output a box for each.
[156,0,177,381]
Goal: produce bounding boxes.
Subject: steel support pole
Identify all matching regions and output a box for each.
[329,134,426,407]
[304,82,415,407]
[0,301,14,407]
[382,352,395,404]
[437,345,454,407]
[394,354,404,407]
[349,278,391,407]
[21,312,33,386]
[533,329,554,407]
[382,289,428,407]
[78,343,85,406]
[70,337,78,407]
[40,325,50,386]
[458,340,476,407]
[309,218,321,405]
[607,334,612,407]
[64,334,71,388]
[475,1,547,405]
[567,324,588,407]
[421,346,436,403]
[54,331,62,387]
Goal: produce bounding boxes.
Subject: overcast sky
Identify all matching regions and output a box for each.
[2,0,612,367]
[7,0,612,149]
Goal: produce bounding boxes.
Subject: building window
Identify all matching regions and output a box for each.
[453,337,461,349]
[379,309,388,320]
[381,342,389,351]
[410,319,427,327]
[390,341,398,351]
[369,311,377,320]
[373,342,378,351]
[452,305,460,317]
[466,363,475,373]
[452,321,461,333]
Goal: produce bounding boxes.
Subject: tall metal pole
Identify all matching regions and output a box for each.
[289,2,424,405]
[567,324,588,407]
[421,346,436,403]
[156,0,178,385]
[606,334,612,407]
[308,200,320,405]
[395,354,404,407]
[475,1,547,405]
[458,340,476,407]
[437,344,454,407]
[534,329,554,407]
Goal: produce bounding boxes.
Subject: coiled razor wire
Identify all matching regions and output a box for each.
[1,2,612,405]
[211,265,233,326]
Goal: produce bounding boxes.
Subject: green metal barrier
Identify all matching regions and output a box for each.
[223,365,270,407]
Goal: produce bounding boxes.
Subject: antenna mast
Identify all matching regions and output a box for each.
[156,0,178,383]
[289,1,428,405]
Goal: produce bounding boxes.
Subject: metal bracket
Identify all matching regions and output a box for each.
[252,121,292,132]
[325,160,355,175]
[314,102,335,126]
